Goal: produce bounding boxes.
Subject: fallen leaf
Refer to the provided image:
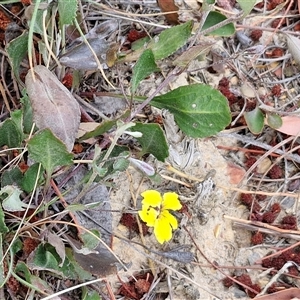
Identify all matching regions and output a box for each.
[157,0,179,25]
[276,116,300,136]
[25,65,81,151]
[226,162,245,184]
[286,33,300,65]
[255,287,300,300]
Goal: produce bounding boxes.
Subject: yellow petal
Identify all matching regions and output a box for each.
[138,207,158,227]
[141,190,162,207]
[154,215,172,244]
[161,210,178,229]
[162,192,182,211]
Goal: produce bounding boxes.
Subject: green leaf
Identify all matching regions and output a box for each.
[131,49,159,94]
[244,106,264,134]
[6,31,29,84]
[236,0,257,16]
[58,0,78,27]
[151,84,231,138]
[20,94,34,134]
[29,5,49,35]
[15,262,32,282]
[131,36,150,51]
[78,120,116,142]
[148,20,193,60]
[130,123,169,161]
[202,11,235,36]
[113,157,130,172]
[64,248,94,280]
[32,243,62,273]
[1,167,23,188]
[22,163,43,193]
[0,185,29,212]
[82,288,101,300]
[28,129,73,176]
[11,110,24,140]
[0,205,8,233]
[0,119,22,148]
[80,230,100,250]
[266,113,283,129]
[94,146,129,179]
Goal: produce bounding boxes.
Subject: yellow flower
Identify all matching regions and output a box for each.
[138,190,182,244]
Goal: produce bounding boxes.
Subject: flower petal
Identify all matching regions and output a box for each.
[162,192,182,211]
[154,215,173,244]
[161,210,178,229]
[141,190,162,207]
[138,206,158,227]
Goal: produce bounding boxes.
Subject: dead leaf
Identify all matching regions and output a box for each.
[217,0,234,11]
[76,122,100,139]
[226,162,245,184]
[255,287,300,300]
[276,116,300,136]
[157,0,179,25]
[25,65,81,151]
[286,33,300,65]
[47,232,66,267]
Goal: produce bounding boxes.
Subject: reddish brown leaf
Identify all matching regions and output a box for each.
[226,162,245,184]
[157,0,179,25]
[255,287,300,300]
[276,116,300,136]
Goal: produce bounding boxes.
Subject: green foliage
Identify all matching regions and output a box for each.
[202,11,235,36]
[0,206,9,234]
[20,95,34,134]
[6,32,29,84]
[27,129,74,176]
[131,49,159,94]
[78,120,116,142]
[82,288,101,300]
[0,185,29,212]
[151,84,231,138]
[22,163,44,193]
[148,21,193,60]
[80,230,100,250]
[266,113,283,129]
[1,167,23,188]
[0,119,22,148]
[58,0,78,27]
[244,106,265,134]
[236,0,257,16]
[130,123,169,161]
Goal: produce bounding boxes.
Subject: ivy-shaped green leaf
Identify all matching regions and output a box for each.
[28,129,73,176]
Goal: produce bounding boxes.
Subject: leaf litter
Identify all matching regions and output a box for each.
[1,1,300,300]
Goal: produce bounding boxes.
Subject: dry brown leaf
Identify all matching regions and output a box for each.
[157,0,179,25]
[255,287,300,300]
[25,65,81,151]
[276,116,300,136]
[226,162,245,184]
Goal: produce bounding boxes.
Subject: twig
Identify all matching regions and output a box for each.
[225,215,300,240]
